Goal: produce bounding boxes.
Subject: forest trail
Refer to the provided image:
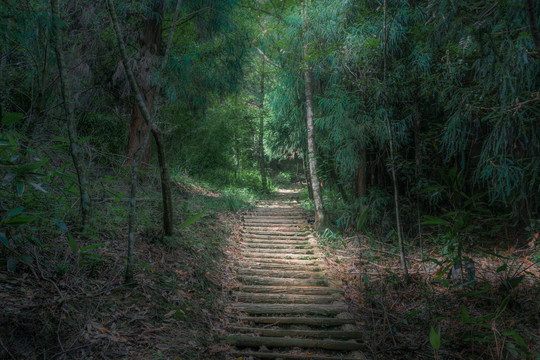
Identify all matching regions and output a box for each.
[223,189,365,360]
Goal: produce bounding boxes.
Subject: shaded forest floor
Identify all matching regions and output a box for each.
[316,225,540,359]
[1,178,538,359]
[0,174,250,359]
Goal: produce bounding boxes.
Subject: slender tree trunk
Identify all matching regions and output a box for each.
[148,0,182,236]
[50,0,91,228]
[414,94,425,271]
[107,0,157,283]
[413,94,424,267]
[383,0,408,282]
[1,32,7,131]
[303,2,326,229]
[153,126,173,235]
[259,56,267,190]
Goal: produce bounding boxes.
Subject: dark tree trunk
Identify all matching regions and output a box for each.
[152,126,173,235]
[125,0,164,168]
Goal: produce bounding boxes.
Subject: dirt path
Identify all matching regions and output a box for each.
[223,190,365,359]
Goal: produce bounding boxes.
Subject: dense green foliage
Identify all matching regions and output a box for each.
[267,0,539,244]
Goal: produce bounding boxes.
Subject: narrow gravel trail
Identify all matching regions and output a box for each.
[224,190,366,360]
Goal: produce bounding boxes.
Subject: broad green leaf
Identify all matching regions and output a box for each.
[3,215,35,225]
[178,211,205,230]
[497,295,511,315]
[16,183,24,196]
[54,219,68,232]
[2,112,23,126]
[460,283,492,298]
[52,136,70,143]
[10,161,46,175]
[461,305,470,324]
[503,330,527,351]
[430,326,441,350]
[7,206,24,217]
[356,207,369,231]
[496,264,507,272]
[422,215,450,226]
[80,243,104,252]
[67,233,78,253]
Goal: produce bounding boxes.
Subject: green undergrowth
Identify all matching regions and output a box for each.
[0,158,253,359]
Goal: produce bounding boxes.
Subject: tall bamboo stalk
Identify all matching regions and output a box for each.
[383,0,409,282]
[303,1,326,229]
[259,56,267,191]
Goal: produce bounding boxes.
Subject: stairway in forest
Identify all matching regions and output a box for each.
[223,190,365,360]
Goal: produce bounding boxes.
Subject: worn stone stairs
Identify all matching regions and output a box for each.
[223,193,365,359]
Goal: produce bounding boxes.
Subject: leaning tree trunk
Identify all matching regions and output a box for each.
[107,0,159,283]
[124,0,164,168]
[303,3,326,229]
[259,56,267,191]
[383,0,409,282]
[50,0,91,228]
